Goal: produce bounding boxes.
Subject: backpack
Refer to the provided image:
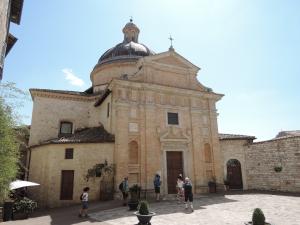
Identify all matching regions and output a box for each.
[80,193,83,201]
[154,177,160,187]
[119,182,123,191]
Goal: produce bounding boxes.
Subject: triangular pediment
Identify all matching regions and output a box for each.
[141,50,200,72]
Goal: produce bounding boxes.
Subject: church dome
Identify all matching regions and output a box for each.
[97,20,155,65]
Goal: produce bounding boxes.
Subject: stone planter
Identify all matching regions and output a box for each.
[13,212,29,220]
[134,212,156,225]
[3,201,14,221]
[128,201,139,211]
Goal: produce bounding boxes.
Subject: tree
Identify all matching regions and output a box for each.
[0,82,29,202]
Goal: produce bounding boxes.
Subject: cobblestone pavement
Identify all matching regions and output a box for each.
[3,193,300,225]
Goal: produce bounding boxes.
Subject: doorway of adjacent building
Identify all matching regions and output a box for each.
[60,170,74,200]
[227,159,243,189]
[166,151,183,194]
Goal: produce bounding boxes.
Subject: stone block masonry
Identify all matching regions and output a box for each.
[245,136,300,192]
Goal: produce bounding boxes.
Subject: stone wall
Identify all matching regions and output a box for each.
[28,143,114,208]
[246,136,300,192]
[29,96,91,146]
[219,139,249,190]
[0,0,10,76]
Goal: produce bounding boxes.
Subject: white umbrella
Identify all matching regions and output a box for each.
[9,180,40,190]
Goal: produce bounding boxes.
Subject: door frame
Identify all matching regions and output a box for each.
[161,147,188,195]
[166,151,184,194]
[226,159,243,189]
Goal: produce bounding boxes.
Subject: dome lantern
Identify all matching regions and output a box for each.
[96,20,154,65]
[122,19,140,43]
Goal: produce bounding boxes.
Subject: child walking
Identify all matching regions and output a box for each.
[79,187,90,217]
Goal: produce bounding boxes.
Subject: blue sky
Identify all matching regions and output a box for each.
[3,0,300,141]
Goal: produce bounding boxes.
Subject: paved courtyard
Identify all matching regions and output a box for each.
[4,193,300,225]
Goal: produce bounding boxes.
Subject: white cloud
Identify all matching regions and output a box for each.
[62,68,85,87]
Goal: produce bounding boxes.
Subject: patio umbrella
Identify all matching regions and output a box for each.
[9,180,40,190]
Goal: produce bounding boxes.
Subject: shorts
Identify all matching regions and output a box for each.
[184,193,193,202]
[155,186,160,193]
[82,201,88,209]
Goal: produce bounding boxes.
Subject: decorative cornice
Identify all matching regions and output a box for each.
[30,89,101,102]
[112,79,224,100]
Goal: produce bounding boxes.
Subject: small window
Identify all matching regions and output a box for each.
[107,102,110,118]
[65,148,73,159]
[60,122,73,135]
[167,112,179,125]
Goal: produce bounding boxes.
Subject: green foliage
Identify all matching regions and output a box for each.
[252,208,266,225]
[138,200,149,215]
[0,82,29,203]
[85,160,114,181]
[0,82,29,123]
[0,98,19,202]
[14,197,37,214]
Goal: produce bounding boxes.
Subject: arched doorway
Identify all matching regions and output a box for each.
[226,159,243,189]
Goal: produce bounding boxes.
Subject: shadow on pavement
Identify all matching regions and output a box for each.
[87,195,237,224]
[3,195,237,225]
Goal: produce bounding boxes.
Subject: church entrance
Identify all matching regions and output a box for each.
[227,159,243,189]
[166,151,183,194]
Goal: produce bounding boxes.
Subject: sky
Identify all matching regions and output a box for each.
[3,0,300,141]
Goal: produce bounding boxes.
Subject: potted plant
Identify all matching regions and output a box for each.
[223,178,230,191]
[245,208,271,225]
[128,184,141,210]
[13,197,37,220]
[134,200,155,225]
[208,177,217,193]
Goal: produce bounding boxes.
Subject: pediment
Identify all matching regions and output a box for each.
[142,51,200,72]
[153,55,190,69]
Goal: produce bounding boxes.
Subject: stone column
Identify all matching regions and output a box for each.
[190,108,204,193]
[208,99,224,185]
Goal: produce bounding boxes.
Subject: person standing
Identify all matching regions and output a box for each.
[119,177,129,206]
[153,174,161,201]
[183,177,194,212]
[79,187,90,218]
[176,174,184,203]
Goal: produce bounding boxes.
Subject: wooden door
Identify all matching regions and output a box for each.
[167,151,183,194]
[227,159,243,189]
[60,170,74,200]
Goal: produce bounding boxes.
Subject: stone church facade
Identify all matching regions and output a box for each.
[27,21,300,208]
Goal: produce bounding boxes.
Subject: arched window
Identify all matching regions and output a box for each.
[204,143,212,163]
[129,141,138,164]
